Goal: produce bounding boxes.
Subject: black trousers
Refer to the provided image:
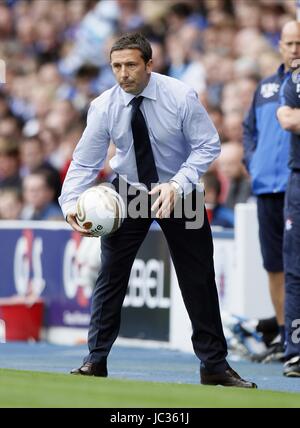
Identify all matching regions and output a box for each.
[84,184,228,373]
[284,172,300,359]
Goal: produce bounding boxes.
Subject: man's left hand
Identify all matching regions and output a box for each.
[149,183,180,219]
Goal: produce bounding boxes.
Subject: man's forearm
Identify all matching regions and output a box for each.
[277,106,300,134]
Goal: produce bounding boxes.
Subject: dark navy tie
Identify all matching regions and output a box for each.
[130,96,159,189]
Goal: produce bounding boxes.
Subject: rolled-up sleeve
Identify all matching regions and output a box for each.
[58,100,110,218]
[171,90,220,192]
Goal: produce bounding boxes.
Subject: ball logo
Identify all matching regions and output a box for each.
[76,197,86,222]
[82,221,92,230]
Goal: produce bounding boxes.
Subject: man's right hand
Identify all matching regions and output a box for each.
[66,212,96,237]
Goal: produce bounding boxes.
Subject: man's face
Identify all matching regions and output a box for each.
[21,141,44,171]
[23,175,52,210]
[280,26,300,70]
[111,49,152,95]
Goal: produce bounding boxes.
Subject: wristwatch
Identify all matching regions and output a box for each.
[169,180,183,196]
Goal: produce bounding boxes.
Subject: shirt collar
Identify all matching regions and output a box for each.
[278,63,297,79]
[277,63,286,78]
[122,73,157,106]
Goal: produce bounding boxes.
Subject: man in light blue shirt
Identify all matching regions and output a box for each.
[60,33,256,388]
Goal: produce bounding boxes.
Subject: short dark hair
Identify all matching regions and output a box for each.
[110,33,152,64]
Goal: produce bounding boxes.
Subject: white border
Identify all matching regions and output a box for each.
[0,220,72,230]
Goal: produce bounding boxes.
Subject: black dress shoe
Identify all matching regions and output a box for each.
[200,367,257,388]
[70,362,108,377]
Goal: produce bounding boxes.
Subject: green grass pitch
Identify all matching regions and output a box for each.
[0,369,300,408]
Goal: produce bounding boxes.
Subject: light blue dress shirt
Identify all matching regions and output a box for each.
[59,72,220,217]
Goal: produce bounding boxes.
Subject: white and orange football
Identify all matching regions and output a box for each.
[76,184,125,237]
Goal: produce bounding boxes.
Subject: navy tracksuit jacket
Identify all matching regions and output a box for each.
[243,64,290,195]
[279,71,300,359]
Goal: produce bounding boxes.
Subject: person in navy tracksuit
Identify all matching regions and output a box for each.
[242,22,298,362]
[277,21,300,376]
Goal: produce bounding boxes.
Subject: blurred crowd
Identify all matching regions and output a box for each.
[0,0,297,224]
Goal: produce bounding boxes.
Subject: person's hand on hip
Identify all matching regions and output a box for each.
[149,183,181,219]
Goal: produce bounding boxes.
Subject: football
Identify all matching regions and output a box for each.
[76,184,125,237]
